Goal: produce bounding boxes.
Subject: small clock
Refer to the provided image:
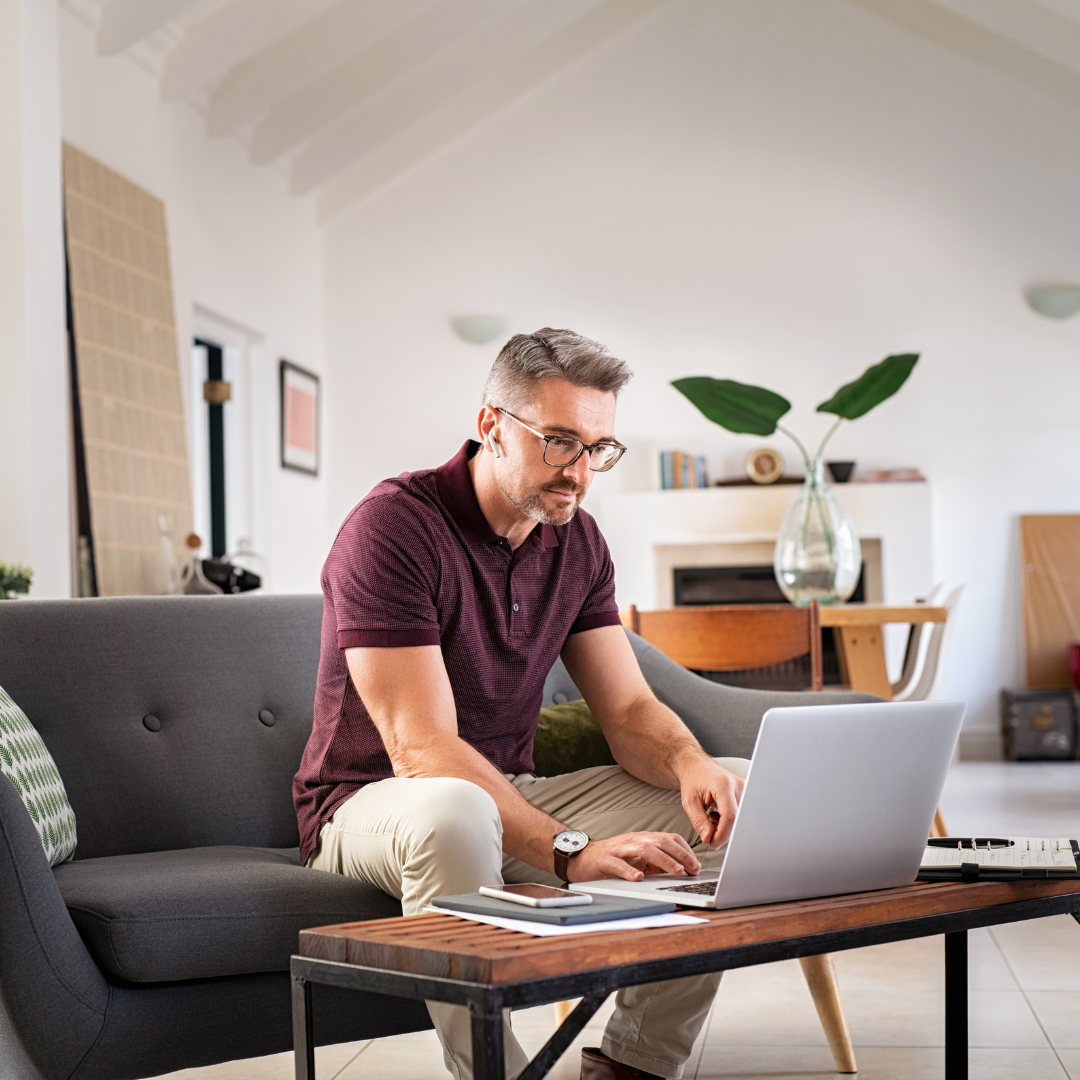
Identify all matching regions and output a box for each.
[745,446,785,485]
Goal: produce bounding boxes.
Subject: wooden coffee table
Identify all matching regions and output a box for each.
[292,878,1080,1080]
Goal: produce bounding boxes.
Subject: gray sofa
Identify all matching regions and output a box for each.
[0,595,874,1080]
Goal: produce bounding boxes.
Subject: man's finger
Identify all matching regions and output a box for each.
[684,795,718,847]
[651,833,701,873]
[603,855,645,882]
[636,842,691,877]
[709,795,739,846]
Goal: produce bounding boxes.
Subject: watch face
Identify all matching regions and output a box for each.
[554,829,589,855]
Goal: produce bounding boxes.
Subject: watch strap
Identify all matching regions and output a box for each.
[554,847,570,883]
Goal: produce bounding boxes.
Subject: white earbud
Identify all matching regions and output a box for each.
[488,436,501,458]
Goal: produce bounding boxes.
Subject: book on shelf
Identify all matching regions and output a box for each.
[659,451,709,490]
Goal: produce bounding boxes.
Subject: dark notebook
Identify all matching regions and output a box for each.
[431,892,677,926]
[916,837,1080,882]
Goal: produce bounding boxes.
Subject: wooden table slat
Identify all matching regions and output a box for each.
[299,879,1080,986]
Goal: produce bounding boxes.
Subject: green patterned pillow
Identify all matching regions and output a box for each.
[0,684,77,865]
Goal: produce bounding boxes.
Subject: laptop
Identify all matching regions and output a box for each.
[569,699,966,909]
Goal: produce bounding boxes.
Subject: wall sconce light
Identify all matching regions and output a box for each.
[449,314,508,345]
[1025,285,1080,320]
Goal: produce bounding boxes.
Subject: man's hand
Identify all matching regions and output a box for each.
[680,758,744,849]
[564,831,701,883]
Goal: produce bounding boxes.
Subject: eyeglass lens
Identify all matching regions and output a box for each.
[543,437,623,471]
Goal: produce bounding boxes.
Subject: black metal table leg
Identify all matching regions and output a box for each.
[292,973,315,1080]
[518,994,607,1080]
[944,930,967,1080]
[470,999,506,1080]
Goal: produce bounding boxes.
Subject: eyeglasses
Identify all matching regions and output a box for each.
[496,408,627,472]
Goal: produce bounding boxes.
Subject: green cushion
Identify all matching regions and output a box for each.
[532,699,616,777]
[0,683,77,865]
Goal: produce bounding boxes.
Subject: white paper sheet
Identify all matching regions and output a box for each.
[425,905,706,937]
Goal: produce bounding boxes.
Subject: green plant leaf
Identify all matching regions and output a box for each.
[672,377,791,436]
[816,354,919,420]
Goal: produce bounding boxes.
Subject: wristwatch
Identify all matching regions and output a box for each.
[553,829,590,882]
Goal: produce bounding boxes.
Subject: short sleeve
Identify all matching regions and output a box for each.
[567,525,622,635]
[324,492,442,649]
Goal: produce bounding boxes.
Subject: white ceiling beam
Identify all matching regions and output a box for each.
[928,0,1080,74]
[250,0,509,165]
[316,0,675,218]
[96,0,205,55]
[207,0,426,137]
[160,0,338,103]
[292,0,617,194]
[1029,0,1080,27]
[846,0,1080,111]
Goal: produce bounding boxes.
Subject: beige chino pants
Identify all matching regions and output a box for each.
[309,757,750,1080]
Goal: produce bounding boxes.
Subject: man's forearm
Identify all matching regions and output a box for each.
[602,695,711,790]
[392,735,564,873]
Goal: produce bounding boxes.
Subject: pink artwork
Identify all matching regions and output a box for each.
[280,360,319,474]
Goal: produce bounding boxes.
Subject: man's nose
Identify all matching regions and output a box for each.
[561,453,591,485]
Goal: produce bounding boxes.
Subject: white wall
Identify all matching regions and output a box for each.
[320,0,1080,751]
[0,0,71,600]
[58,8,330,593]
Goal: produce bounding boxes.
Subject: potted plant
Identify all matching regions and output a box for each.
[672,354,919,605]
[0,563,33,600]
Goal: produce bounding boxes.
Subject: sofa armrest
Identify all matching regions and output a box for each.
[626,631,882,759]
[0,773,109,1080]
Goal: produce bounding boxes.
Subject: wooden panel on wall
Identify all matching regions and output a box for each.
[1020,514,1080,689]
[63,143,192,596]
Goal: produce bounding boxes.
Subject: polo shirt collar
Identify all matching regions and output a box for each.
[435,441,559,549]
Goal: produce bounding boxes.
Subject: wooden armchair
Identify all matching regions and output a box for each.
[623,600,857,1074]
[623,601,823,691]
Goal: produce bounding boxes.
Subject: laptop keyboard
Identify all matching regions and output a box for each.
[657,881,717,895]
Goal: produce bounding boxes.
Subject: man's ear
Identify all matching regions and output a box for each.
[479,405,501,456]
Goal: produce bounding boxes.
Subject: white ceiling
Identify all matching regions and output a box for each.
[60,0,1080,221]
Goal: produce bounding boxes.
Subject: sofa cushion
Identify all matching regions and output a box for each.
[54,845,401,982]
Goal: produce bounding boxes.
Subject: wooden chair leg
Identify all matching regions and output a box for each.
[553,998,578,1024]
[799,954,857,1074]
[931,806,947,838]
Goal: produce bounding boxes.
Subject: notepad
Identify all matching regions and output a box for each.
[918,837,1078,880]
[431,891,675,925]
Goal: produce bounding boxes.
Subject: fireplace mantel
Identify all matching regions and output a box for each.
[596,481,934,614]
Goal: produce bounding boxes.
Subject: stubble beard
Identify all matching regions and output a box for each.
[498,468,586,527]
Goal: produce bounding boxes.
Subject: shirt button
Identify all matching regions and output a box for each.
[513,603,520,612]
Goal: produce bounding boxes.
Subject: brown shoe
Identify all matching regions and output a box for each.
[580,1046,664,1080]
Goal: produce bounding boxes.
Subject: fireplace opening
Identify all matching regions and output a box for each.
[672,564,867,689]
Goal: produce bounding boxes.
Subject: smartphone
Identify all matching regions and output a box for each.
[478,884,593,908]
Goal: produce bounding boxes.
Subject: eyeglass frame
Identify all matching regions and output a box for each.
[494,408,627,472]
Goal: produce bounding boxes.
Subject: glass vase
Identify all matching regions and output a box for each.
[773,458,861,606]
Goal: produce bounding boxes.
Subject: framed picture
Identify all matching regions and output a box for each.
[280,360,319,475]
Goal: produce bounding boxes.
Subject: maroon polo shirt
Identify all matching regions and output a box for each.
[292,440,622,864]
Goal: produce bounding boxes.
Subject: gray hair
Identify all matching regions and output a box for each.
[482,328,634,411]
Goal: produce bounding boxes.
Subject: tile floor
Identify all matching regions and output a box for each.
[160,762,1080,1079]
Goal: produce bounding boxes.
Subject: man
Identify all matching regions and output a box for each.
[294,329,748,1080]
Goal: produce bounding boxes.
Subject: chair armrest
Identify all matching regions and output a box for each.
[0,773,109,1079]
[626,630,883,759]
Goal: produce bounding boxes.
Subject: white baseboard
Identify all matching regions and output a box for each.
[959,728,1003,761]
